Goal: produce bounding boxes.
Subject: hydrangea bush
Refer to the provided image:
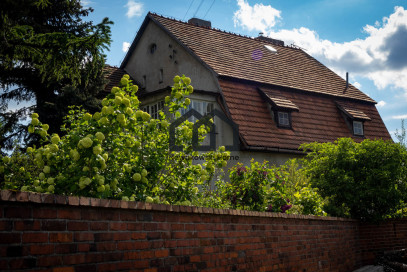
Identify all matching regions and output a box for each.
[1,75,229,205]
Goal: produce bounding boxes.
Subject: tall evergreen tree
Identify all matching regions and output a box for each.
[0,0,112,151]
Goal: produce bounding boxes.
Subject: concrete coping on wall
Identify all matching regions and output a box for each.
[0,189,357,222]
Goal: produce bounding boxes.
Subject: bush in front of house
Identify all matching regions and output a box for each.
[301,138,407,221]
[0,75,229,205]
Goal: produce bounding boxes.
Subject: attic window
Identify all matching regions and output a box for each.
[264,45,277,54]
[336,101,370,137]
[150,43,157,54]
[353,121,364,136]
[257,88,298,129]
[277,111,290,127]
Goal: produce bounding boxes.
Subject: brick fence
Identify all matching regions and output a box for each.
[0,190,406,272]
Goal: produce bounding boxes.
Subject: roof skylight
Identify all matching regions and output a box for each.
[264,45,277,54]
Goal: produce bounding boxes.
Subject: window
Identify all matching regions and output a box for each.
[159,69,163,83]
[353,121,364,136]
[277,111,290,127]
[143,101,164,119]
[180,100,214,122]
[142,75,146,88]
[336,102,369,137]
[150,43,157,54]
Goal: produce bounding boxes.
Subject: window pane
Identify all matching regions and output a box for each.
[353,121,364,135]
[278,112,289,126]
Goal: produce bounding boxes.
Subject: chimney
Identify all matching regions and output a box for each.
[256,34,284,46]
[346,72,349,89]
[188,18,211,28]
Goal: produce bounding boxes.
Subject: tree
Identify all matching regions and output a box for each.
[302,138,407,221]
[0,0,112,151]
[395,119,407,148]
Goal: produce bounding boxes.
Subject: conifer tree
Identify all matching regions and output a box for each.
[0,0,112,151]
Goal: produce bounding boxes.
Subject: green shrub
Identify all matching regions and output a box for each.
[1,75,229,205]
[302,138,407,221]
[281,159,326,216]
[217,159,291,212]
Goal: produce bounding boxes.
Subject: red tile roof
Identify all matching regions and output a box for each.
[148,13,375,103]
[220,79,391,152]
[103,65,127,93]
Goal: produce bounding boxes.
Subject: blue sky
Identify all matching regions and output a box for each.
[83,0,407,138]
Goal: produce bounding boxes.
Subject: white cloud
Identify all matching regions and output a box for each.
[233,0,281,33]
[125,0,143,19]
[377,100,386,107]
[392,114,407,119]
[122,42,131,53]
[234,3,407,98]
[353,81,362,89]
[81,0,92,8]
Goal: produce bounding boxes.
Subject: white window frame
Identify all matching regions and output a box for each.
[143,100,164,119]
[180,99,214,122]
[277,111,290,127]
[353,121,364,136]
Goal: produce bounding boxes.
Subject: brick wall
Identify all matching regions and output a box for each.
[0,190,405,272]
[359,219,407,265]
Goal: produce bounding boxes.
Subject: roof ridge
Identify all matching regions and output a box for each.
[148,12,296,49]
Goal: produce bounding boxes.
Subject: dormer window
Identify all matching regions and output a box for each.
[277,111,290,127]
[336,101,370,137]
[257,88,299,129]
[353,121,364,136]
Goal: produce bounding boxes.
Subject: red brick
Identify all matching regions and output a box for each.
[33,208,57,219]
[190,255,201,262]
[81,210,101,221]
[52,267,74,272]
[14,220,41,231]
[113,232,131,241]
[90,198,101,207]
[1,190,15,201]
[15,191,29,202]
[127,222,143,231]
[30,244,54,255]
[37,255,63,267]
[131,232,146,240]
[62,254,86,265]
[29,193,42,203]
[54,195,67,205]
[54,244,77,254]
[67,196,79,206]
[41,220,66,231]
[96,242,116,251]
[74,232,94,242]
[109,222,127,231]
[147,232,161,240]
[58,209,81,220]
[79,197,90,206]
[49,233,73,243]
[68,221,89,231]
[77,244,90,252]
[4,206,31,218]
[41,194,55,204]
[155,249,169,258]
[90,222,108,231]
[0,220,13,231]
[23,233,48,243]
[139,250,154,259]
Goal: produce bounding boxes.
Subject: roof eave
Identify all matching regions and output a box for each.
[241,145,305,155]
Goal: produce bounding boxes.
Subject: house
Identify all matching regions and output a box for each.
[106,12,391,165]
